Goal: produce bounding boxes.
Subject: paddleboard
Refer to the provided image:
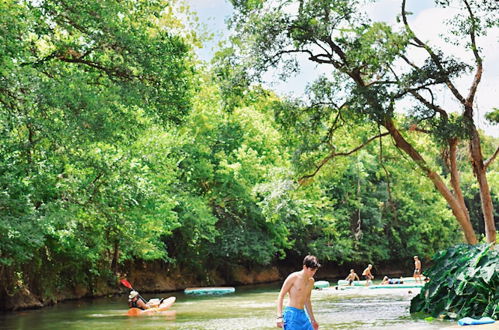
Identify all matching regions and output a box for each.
[368,284,423,289]
[314,281,330,289]
[339,284,423,290]
[184,287,235,295]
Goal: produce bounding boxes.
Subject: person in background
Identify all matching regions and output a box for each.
[345,269,360,286]
[381,276,404,285]
[413,256,423,283]
[128,291,149,310]
[276,255,320,330]
[362,264,374,286]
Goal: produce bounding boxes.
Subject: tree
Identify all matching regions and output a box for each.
[227,0,498,243]
[0,0,193,297]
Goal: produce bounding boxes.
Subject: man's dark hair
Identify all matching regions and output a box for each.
[303,255,321,269]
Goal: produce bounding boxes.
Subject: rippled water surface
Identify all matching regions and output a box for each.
[0,283,455,329]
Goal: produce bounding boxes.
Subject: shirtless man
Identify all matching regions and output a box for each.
[345,269,360,286]
[361,264,374,286]
[413,256,422,283]
[276,255,320,330]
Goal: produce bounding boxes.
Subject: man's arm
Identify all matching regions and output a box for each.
[137,299,149,310]
[276,274,294,328]
[304,280,318,330]
[354,274,360,281]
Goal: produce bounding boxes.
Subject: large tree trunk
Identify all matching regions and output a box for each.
[448,139,471,224]
[111,240,120,274]
[384,119,478,244]
[469,128,497,243]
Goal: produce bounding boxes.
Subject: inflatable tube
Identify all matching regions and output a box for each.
[368,284,423,289]
[339,284,423,290]
[314,281,330,289]
[457,317,495,326]
[184,287,235,295]
[338,277,425,286]
[127,297,176,316]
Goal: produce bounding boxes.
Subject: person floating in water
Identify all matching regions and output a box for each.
[345,269,360,286]
[381,276,404,285]
[276,255,320,330]
[362,264,374,286]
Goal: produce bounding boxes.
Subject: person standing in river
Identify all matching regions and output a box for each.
[276,255,320,330]
[413,256,423,283]
[361,264,374,286]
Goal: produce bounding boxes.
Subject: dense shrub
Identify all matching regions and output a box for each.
[410,244,498,319]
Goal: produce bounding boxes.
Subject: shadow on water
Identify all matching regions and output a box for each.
[0,283,454,330]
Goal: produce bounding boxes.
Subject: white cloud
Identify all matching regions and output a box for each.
[185,0,227,9]
[365,0,401,24]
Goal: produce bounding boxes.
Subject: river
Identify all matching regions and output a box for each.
[0,283,455,329]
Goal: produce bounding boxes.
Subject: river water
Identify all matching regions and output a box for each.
[0,283,455,329]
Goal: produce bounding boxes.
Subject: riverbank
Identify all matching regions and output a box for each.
[1,260,411,311]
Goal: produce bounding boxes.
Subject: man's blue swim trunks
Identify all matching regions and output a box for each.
[283,306,313,330]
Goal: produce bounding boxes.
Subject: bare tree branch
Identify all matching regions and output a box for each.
[298,132,390,184]
[378,124,398,222]
[311,39,333,58]
[408,126,431,134]
[400,54,421,71]
[387,64,449,120]
[462,0,483,109]
[324,35,348,65]
[401,0,467,105]
[484,145,499,169]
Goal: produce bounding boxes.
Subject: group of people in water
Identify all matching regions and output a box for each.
[125,254,424,329]
[274,255,425,329]
[344,255,424,286]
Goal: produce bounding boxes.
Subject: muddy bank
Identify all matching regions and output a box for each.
[0,262,281,311]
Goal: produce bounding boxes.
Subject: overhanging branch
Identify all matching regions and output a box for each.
[401,0,466,105]
[298,132,390,184]
[388,64,448,120]
[484,146,499,169]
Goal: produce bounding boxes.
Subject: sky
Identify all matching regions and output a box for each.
[185,0,498,138]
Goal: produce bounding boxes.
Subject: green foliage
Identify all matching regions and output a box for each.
[0,0,194,298]
[227,0,498,246]
[410,244,498,319]
[252,112,462,264]
[163,80,291,268]
[1,0,496,307]
[485,108,499,124]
